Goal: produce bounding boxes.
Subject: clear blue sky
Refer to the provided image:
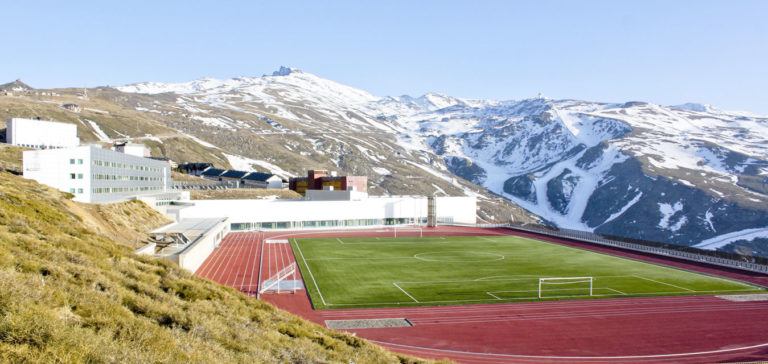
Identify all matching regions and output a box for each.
[2,0,767,114]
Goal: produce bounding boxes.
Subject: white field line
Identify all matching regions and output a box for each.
[605,287,627,295]
[336,238,345,245]
[479,237,497,242]
[399,275,631,285]
[318,289,765,308]
[486,291,502,300]
[257,231,764,308]
[294,238,328,306]
[393,282,420,303]
[306,257,414,261]
[633,274,695,292]
[316,288,763,308]
[337,240,435,245]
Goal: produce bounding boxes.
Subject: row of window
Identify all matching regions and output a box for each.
[93,159,162,173]
[231,217,428,231]
[69,158,84,165]
[92,186,163,194]
[92,174,161,182]
[16,144,66,149]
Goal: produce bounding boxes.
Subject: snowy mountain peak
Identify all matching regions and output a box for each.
[270,66,300,77]
[670,103,713,113]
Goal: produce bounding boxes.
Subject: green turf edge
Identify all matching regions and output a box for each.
[290,235,767,310]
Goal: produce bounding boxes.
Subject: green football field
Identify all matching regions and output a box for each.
[291,235,766,309]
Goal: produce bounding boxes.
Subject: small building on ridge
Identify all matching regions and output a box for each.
[289,170,367,196]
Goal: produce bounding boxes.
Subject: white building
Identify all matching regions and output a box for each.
[114,142,150,157]
[242,172,283,189]
[177,195,476,231]
[6,118,79,149]
[23,145,171,203]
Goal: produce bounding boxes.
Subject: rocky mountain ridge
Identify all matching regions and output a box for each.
[5,67,767,256]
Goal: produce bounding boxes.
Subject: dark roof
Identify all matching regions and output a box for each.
[243,172,277,182]
[201,168,226,176]
[220,170,249,179]
[178,162,212,170]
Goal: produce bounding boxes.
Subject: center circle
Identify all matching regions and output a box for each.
[413,250,504,262]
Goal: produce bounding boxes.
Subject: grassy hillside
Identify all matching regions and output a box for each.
[0,92,233,168]
[0,144,26,173]
[0,171,432,363]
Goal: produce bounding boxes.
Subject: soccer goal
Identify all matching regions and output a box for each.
[393,226,423,238]
[259,262,298,294]
[538,277,593,298]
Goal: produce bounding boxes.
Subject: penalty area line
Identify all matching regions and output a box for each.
[486,291,502,300]
[393,282,420,303]
[633,274,695,292]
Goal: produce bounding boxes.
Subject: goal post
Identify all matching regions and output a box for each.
[538,277,593,298]
[393,226,423,238]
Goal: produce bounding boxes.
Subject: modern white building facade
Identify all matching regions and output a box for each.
[177,195,476,231]
[114,142,150,157]
[6,118,79,149]
[23,145,171,203]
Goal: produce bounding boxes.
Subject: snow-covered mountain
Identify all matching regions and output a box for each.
[392,98,768,253]
[116,67,768,256]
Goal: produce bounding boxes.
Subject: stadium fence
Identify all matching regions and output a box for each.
[503,223,768,275]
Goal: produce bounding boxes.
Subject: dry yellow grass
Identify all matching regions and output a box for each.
[0,171,440,363]
[0,144,27,173]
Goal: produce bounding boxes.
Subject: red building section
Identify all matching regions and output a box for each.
[195,227,768,363]
[289,170,367,195]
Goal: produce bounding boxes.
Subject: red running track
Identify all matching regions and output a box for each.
[196,226,768,363]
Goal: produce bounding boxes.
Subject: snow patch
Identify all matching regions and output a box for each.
[599,192,643,227]
[85,119,110,142]
[695,227,768,250]
[372,167,391,175]
[223,153,293,179]
[185,134,219,149]
[658,202,685,231]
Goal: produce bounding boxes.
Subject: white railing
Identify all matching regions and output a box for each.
[505,224,768,275]
[259,262,298,294]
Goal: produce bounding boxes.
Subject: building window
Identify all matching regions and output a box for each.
[69,188,75,193]
[70,173,76,179]
[77,159,83,165]
[69,159,75,164]
[77,188,83,194]
[77,173,83,179]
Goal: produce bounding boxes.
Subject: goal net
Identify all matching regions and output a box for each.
[538,277,593,298]
[259,262,298,294]
[393,226,423,238]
